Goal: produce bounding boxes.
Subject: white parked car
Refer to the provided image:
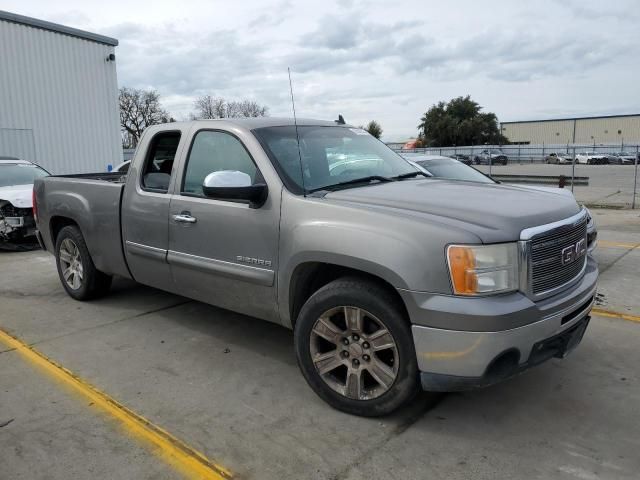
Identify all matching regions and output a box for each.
[113,160,131,173]
[545,152,573,164]
[0,157,50,246]
[575,152,608,165]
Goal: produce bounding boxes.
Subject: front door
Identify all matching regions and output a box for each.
[167,129,281,323]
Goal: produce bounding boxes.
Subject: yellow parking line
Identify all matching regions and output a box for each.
[0,328,232,480]
[592,308,640,324]
[598,240,640,249]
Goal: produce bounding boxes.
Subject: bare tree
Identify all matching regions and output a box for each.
[193,95,227,119]
[191,95,269,119]
[227,99,269,118]
[119,87,172,147]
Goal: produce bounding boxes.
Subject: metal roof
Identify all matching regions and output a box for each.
[0,10,118,46]
[501,113,640,125]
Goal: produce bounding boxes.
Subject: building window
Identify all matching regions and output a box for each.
[556,132,560,136]
[618,130,622,135]
[604,130,608,134]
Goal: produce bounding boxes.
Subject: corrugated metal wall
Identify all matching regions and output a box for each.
[0,20,121,174]
[502,116,640,145]
[0,128,36,160]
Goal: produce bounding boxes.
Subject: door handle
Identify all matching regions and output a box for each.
[173,213,197,224]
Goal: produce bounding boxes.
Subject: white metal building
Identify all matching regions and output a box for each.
[0,10,121,174]
[500,114,640,146]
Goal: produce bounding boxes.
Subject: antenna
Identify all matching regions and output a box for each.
[288,67,306,196]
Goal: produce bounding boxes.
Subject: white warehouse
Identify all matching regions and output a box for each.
[0,10,121,174]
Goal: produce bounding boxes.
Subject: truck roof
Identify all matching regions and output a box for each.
[167,117,350,130]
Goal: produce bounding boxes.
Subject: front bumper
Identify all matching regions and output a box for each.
[0,217,36,241]
[403,256,597,391]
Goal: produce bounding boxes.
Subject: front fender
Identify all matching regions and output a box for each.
[277,192,481,327]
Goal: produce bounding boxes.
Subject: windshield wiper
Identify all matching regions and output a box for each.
[308,175,392,193]
[391,171,430,180]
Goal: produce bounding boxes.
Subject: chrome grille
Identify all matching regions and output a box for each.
[529,218,587,295]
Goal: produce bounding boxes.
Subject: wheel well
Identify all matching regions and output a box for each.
[288,262,409,329]
[50,216,78,245]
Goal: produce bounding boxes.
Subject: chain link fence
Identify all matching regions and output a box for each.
[391,143,640,209]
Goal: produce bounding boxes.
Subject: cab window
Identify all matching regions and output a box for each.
[182,131,258,197]
[140,132,181,193]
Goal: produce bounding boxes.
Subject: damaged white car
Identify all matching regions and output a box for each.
[0,157,49,248]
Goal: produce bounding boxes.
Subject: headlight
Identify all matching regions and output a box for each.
[447,243,518,295]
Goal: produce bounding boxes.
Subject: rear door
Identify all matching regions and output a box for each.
[121,128,187,291]
[167,127,281,323]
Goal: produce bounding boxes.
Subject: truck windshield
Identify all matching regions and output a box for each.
[253,126,417,194]
[0,164,49,187]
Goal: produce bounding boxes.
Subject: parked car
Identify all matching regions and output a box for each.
[609,152,637,165]
[448,153,472,165]
[575,152,608,165]
[34,118,597,417]
[545,152,573,164]
[474,148,508,165]
[113,160,131,173]
[406,155,494,184]
[405,155,597,253]
[0,157,49,247]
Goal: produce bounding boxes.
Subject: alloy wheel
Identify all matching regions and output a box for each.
[59,238,84,290]
[309,306,399,400]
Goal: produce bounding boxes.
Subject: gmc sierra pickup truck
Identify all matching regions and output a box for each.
[34,118,598,416]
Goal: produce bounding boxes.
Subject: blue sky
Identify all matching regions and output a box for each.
[4,0,639,140]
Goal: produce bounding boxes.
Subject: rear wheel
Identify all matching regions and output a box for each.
[55,225,112,300]
[294,277,419,416]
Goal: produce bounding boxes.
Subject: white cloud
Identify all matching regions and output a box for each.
[3,0,640,140]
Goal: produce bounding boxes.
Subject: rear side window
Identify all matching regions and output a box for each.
[182,130,257,197]
[140,132,181,193]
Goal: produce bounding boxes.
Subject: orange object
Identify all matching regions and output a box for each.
[448,246,477,294]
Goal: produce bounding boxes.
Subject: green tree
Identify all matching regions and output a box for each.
[417,96,507,147]
[365,120,383,139]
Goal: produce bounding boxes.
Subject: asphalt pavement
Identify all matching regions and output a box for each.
[1,208,639,480]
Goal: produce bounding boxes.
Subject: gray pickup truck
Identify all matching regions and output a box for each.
[34,118,598,416]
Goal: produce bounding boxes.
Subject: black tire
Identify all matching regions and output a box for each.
[55,225,112,300]
[294,277,420,417]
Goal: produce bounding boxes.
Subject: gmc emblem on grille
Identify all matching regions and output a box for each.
[561,238,586,266]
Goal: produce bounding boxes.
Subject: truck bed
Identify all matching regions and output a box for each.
[50,172,127,182]
[34,175,131,279]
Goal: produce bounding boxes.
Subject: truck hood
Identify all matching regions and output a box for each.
[324,179,582,243]
[0,184,32,208]
[514,184,575,198]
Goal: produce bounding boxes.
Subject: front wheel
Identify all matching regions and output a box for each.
[294,277,420,416]
[55,225,112,300]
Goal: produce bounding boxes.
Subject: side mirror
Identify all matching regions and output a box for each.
[202,170,268,208]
